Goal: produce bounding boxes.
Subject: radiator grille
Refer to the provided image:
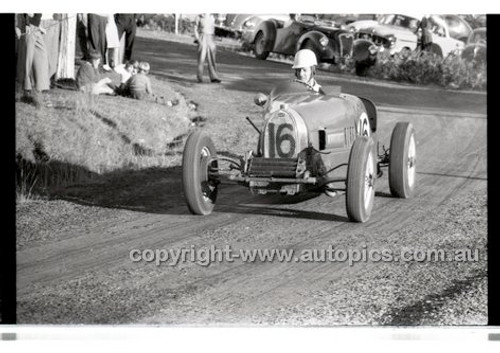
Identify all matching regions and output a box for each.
[248,158,298,178]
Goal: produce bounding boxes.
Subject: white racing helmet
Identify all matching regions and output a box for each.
[292,49,318,69]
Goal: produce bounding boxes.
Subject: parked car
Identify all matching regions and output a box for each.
[182,81,417,223]
[240,14,290,43]
[350,14,464,58]
[241,14,378,74]
[215,14,288,39]
[461,27,486,63]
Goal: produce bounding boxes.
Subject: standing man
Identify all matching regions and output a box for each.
[194,13,221,83]
[40,13,61,83]
[114,14,137,63]
[76,13,90,60]
[16,13,51,102]
[87,14,108,67]
[418,16,433,52]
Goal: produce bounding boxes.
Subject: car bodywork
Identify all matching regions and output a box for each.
[182,81,417,223]
[350,14,465,57]
[243,15,377,69]
[215,14,288,39]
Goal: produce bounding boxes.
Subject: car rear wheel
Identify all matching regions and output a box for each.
[254,31,270,60]
[346,136,376,223]
[182,131,219,215]
[389,122,416,198]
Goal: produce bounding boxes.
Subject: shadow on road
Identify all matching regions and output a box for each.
[34,160,347,222]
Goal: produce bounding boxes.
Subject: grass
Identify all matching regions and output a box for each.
[16,74,193,202]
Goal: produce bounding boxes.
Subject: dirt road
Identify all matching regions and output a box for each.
[16,37,487,325]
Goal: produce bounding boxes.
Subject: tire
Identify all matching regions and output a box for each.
[389,122,416,198]
[182,131,219,215]
[346,136,376,223]
[254,31,270,60]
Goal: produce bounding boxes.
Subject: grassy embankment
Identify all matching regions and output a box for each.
[16,72,193,202]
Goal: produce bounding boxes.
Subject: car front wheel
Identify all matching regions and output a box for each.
[346,136,376,222]
[182,131,219,215]
[389,122,416,198]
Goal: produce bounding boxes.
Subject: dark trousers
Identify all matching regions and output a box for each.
[77,19,89,60]
[115,14,136,62]
[88,14,108,62]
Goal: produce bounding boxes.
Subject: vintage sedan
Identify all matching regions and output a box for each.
[350,14,464,58]
[182,81,417,223]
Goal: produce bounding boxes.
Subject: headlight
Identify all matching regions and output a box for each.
[349,27,356,33]
[386,35,396,48]
[319,36,329,47]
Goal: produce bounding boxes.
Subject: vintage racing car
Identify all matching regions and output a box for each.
[182,81,416,222]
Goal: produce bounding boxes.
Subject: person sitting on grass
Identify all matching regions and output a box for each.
[76,50,114,95]
[113,60,139,95]
[125,61,153,100]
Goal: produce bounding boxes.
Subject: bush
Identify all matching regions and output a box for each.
[137,14,194,34]
[365,50,486,90]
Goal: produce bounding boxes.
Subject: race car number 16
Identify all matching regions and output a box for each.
[268,122,296,158]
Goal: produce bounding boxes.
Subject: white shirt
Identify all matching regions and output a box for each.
[114,64,132,84]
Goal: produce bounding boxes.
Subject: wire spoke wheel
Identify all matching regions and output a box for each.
[389,122,417,198]
[346,136,376,223]
[182,131,219,215]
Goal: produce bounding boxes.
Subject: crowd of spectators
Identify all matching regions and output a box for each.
[15,13,139,107]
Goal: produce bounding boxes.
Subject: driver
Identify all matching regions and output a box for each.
[292,49,324,94]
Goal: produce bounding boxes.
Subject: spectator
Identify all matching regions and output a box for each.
[418,16,433,52]
[76,50,114,95]
[16,13,51,105]
[40,13,61,83]
[114,60,139,95]
[105,14,120,70]
[76,14,90,60]
[114,14,137,63]
[125,61,153,100]
[193,13,221,83]
[284,13,299,28]
[87,14,108,67]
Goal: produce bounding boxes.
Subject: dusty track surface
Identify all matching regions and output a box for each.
[16,37,487,325]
